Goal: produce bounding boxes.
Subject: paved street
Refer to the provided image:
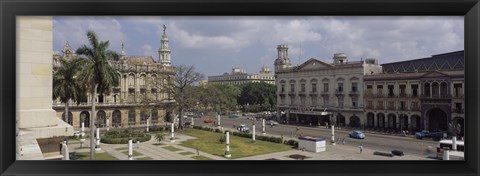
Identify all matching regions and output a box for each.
[194,115,439,159]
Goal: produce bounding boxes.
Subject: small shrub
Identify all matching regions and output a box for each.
[218,136,226,144]
[155,132,165,143]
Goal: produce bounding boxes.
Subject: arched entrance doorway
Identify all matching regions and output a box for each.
[112,110,122,127]
[128,109,136,126]
[336,114,345,127]
[427,108,448,131]
[387,113,396,128]
[96,110,106,127]
[366,112,374,127]
[410,115,421,131]
[61,111,73,126]
[152,109,159,125]
[399,114,408,130]
[79,111,90,128]
[377,113,385,128]
[349,115,360,128]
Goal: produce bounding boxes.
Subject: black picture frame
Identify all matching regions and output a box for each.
[1,0,479,176]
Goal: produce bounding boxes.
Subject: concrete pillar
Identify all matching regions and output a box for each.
[374,115,378,127]
[128,138,133,160]
[95,128,101,150]
[81,122,85,139]
[262,119,266,135]
[252,125,256,142]
[170,123,175,142]
[217,114,221,126]
[146,119,149,132]
[225,132,231,158]
[331,125,336,145]
[62,141,69,160]
[443,148,450,160]
[191,117,194,127]
[396,116,400,128]
[452,136,457,151]
[106,119,109,131]
[407,116,412,129]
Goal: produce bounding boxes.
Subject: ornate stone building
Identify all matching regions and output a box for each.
[274,44,383,127]
[208,66,275,85]
[363,51,464,135]
[53,26,175,130]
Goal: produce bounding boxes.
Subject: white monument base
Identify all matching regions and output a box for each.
[298,136,326,153]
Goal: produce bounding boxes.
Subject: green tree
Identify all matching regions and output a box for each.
[75,30,120,160]
[52,57,85,124]
[155,132,165,144]
[238,82,276,112]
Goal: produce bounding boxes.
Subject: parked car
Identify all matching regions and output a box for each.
[236,124,250,133]
[349,131,365,139]
[415,130,451,140]
[266,120,279,126]
[203,118,214,123]
[230,114,240,118]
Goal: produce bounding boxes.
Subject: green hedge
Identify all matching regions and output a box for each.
[285,139,298,148]
[101,130,151,144]
[192,126,288,145]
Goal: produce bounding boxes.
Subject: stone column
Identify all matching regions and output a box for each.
[252,125,256,142]
[374,115,378,127]
[407,116,412,129]
[146,118,149,132]
[191,117,194,127]
[95,128,101,150]
[128,138,133,160]
[452,136,457,151]
[170,123,175,142]
[396,116,400,129]
[62,140,69,160]
[225,132,231,158]
[217,114,221,126]
[262,119,266,135]
[81,122,85,141]
[443,148,450,160]
[331,125,336,145]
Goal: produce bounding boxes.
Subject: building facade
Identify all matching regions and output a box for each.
[208,66,275,85]
[52,26,175,130]
[363,51,464,135]
[274,44,383,127]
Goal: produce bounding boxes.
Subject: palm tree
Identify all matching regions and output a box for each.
[52,57,83,125]
[75,30,120,160]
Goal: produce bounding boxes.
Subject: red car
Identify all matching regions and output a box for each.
[203,118,214,123]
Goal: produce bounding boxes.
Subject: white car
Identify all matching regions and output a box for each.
[266,120,279,126]
[236,124,250,133]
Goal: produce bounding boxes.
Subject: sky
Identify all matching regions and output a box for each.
[53,16,464,77]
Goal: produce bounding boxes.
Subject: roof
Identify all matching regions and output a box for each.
[126,56,156,64]
[364,70,464,81]
[382,50,464,73]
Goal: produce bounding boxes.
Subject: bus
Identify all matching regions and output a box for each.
[436,139,464,159]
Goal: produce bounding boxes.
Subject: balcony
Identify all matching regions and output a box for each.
[411,106,420,111]
[387,106,395,110]
[128,85,135,90]
[364,93,373,98]
[420,94,452,99]
[335,90,345,96]
[348,91,359,97]
[452,108,464,114]
[376,105,384,110]
[298,91,307,96]
[366,105,374,109]
[387,93,395,98]
[398,107,407,111]
[399,93,407,98]
[376,93,384,98]
[309,91,318,96]
[288,91,296,96]
[321,91,330,96]
[453,94,464,99]
[140,85,146,90]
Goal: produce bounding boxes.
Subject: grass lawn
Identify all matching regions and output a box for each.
[71,152,118,160]
[162,146,182,152]
[192,155,213,160]
[121,150,143,157]
[136,157,153,160]
[179,151,195,155]
[179,129,292,159]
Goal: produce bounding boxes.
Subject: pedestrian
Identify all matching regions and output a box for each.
[359,144,363,154]
[196,148,200,156]
[342,138,346,145]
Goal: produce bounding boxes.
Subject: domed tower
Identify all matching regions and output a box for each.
[274,44,292,72]
[158,24,171,66]
[333,53,348,64]
[120,42,127,60]
[62,41,74,60]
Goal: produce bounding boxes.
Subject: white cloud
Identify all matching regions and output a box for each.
[141,44,154,57]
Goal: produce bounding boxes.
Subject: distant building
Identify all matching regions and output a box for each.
[52,26,175,130]
[274,44,382,127]
[199,80,208,88]
[208,66,275,86]
[364,51,464,136]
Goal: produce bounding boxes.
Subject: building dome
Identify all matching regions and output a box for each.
[274,58,286,65]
